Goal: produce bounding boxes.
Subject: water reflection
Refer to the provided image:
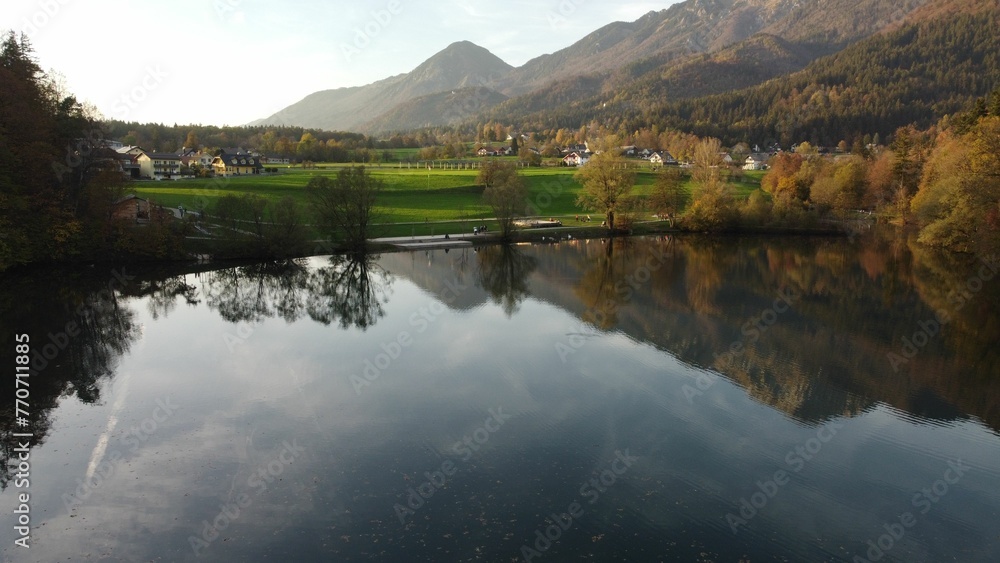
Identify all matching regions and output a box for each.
[201,256,393,330]
[1,233,999,561]
[475,245,537,317]
[306,254,393,330]
[0,269,140,489]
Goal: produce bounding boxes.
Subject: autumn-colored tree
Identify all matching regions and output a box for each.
[762,153,804,195]
[649,167,689,227]
[914,118,1000,254]
[686,138,739,230]
[865,150,896,210]
[575,147,635,231]
[811,157,867,212]
[691,138,725,186]
[481,162,527,241]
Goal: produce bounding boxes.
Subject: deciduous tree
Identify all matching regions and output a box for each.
[481,162,527,241]
[307,166,384,253]
[649,167,688,227]
[575,148,635,230]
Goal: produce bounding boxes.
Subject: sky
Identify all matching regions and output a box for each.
[2,1,679,127]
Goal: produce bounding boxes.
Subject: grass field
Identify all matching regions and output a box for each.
[133,164,764,236]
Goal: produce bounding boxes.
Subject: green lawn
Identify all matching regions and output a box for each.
[133,165,763,236]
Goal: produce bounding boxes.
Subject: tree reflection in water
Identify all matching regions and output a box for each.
[201,255,393,331]
[475,245,538,317]
[1,270,140,489]
[307,254,393,330]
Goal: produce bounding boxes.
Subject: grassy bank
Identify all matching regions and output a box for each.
[133,164,765,238]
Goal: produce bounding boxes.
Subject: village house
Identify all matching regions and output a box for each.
[177,147,214,168]
[213,148,264,176]
[116,145,145,157]
[111,194,150,223]
[744,153,771,171]
[563,152,590,166]
[116,153,142,179]
[477,146,511,157]
[649,151,678,166]
[138,152,183,180]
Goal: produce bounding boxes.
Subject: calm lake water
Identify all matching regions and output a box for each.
[1,233,999,562]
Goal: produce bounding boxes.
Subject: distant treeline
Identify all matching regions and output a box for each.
[103,122,435,162]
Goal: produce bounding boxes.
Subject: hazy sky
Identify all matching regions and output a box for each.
[3,1,679,126]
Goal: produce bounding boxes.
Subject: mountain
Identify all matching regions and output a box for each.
[255,0,813,132]
[490,0,936,120]
[499,0,809,97]
[760,0,932,47]
[499,6,1000,147]
[252,41,512,131]
[360,86,508,134]
[254,0,984,139]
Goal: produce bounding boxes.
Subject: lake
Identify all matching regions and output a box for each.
[1,233,999,562]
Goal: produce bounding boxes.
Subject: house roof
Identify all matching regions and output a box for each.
[214,154,263,167]
[145,153,182,160]
[113,194,148,205]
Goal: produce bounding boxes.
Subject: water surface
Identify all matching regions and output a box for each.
[1,234,998,562]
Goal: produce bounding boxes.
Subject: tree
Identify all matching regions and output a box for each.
[685,138,740,229]
[686,180,739,230]
[482,162,527,241]
[762,153,804,194]
[649,167,689,227]
[914,117,1000,255]
[691,138,725,186]
[518,147,541,167]
[477,159,517,189]
[184,130,200,149]
[575,150,635,230]
[307,166,384,253]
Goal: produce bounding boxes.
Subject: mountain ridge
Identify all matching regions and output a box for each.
[251,40,511,131]
[253,0,986,139]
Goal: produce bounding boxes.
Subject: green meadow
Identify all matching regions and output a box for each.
[133,164,764,236]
